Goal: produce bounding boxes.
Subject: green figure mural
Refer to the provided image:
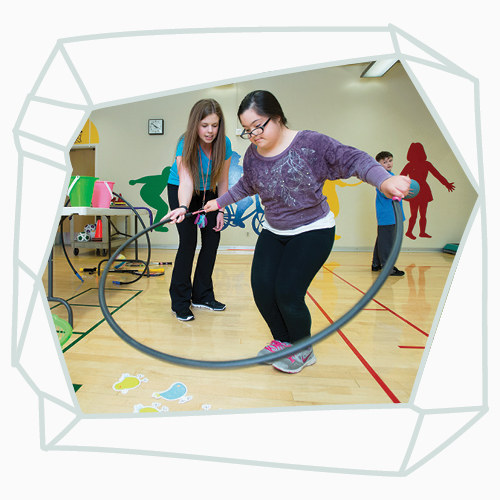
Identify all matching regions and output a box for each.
[129,166,171,232]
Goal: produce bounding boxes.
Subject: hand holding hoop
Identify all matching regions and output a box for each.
[162,205,195,224]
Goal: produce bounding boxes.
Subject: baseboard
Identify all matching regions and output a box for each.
[133,244,445,253]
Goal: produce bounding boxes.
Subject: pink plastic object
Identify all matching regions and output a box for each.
[92,181,115,208]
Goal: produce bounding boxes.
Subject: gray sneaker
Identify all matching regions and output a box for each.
[257,340,292,364]
[272,346,316,373]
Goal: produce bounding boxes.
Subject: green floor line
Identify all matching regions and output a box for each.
[49,288,95,310]
[50,286,142,309]
[103,287,143,292]
[51,286,141,313]
[62,290,143,353]
[65,304,120,309]
[63,331,93,352]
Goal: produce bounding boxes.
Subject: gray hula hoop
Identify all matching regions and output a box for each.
[98,200,404,369]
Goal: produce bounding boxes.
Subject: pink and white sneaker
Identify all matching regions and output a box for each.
[257,340,292,364]
[272,347,316,374]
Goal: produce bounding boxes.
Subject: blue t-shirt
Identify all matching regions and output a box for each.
[375,171,406,225]
[168,135,232,191]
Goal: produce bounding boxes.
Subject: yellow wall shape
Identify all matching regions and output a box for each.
[74,119,99,145]
[90,120,99,143]
[323,179,362,240]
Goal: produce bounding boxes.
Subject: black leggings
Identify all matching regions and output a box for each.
[167,183,220,311]
[251,226,335,344]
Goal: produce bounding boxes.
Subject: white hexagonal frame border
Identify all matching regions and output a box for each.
[11,26,486,475]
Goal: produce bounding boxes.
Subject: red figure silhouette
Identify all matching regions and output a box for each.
[400,142,455,240]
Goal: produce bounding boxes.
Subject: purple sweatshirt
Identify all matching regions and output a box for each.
[217,130,391,231]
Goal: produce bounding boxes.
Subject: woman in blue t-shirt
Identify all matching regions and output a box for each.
[164,98,232,321]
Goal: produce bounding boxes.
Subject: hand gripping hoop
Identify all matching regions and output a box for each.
[98,200,404,369]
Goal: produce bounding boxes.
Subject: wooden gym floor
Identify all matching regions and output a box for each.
[43,246,454,414]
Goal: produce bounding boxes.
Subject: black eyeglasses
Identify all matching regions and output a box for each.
[240,118,271,139]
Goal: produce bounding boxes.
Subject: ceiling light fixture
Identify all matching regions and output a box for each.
[360,59,399,78]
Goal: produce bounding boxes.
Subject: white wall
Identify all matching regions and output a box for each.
[88,62,477,251]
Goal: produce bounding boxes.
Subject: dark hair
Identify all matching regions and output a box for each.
[375,151,393,162]
[237,90,288,127]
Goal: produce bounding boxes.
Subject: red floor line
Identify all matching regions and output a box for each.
[323,267,429,337]
[306,291,400,404]
[398,346,425,349]
[323,264,451,268]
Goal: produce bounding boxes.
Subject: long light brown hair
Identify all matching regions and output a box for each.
[179,98,227,194]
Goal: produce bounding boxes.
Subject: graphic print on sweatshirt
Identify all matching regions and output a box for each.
[257,148,316,208]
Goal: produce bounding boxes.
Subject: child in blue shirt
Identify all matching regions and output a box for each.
[372,151,406,276]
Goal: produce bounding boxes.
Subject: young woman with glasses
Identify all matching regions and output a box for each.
[203,90,410,373]
[163,98,232,322]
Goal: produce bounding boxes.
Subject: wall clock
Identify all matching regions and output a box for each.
[148,119,164,135]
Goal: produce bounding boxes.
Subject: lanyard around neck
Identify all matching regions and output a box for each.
[199,145,211,198]
[195,145,212,228]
